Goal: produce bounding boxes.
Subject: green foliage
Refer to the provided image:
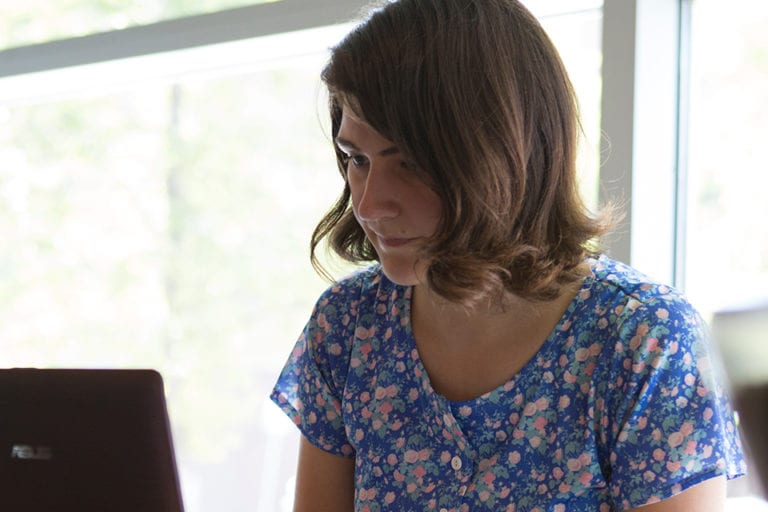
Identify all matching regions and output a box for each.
[0,50,354,480]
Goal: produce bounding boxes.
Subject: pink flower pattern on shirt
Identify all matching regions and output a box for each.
[271,255,746,511]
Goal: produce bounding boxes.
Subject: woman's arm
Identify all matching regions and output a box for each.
[626,476,727,512]
[293,435,355,512]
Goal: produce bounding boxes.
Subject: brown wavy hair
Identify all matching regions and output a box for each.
[311,0,613,305]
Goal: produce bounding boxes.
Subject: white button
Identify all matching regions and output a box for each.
[440,509,448,512]
[451,455,463,471]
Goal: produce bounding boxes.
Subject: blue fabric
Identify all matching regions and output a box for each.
[271,255,746,511]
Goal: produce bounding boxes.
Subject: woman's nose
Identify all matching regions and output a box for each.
[353,163,399,222]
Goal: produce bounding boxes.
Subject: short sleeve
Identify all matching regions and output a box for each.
[603,297,746,509]
[270,286,356,458]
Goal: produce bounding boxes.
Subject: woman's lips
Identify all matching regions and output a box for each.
[375,235,414,248]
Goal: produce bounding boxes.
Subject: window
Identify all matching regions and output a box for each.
[0,22,354,512]
[686,4,768,502]
[686,0,768,319]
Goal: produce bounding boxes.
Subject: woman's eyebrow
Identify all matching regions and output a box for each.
[334,136,400,157]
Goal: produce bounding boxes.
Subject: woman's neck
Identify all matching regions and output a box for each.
[412,280,578,345]
[409,276,584,401]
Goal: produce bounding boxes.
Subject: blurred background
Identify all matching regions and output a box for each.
[0,0,766,510]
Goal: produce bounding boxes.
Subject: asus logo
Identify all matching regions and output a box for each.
[10,444,53,461]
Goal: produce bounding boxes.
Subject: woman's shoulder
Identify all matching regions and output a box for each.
[309,263,408,330]
[579,255,708,358]
[584,256,714,382]
[588,254,697,317]
[315,263,393,307]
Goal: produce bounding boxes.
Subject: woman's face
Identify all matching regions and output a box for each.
[335,108,442,286]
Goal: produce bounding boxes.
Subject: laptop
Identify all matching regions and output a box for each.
[0,368,185,512]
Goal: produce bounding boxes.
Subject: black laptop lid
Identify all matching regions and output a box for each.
[0,368,184,512]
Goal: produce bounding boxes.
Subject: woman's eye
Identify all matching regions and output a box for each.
[342,154,368,169]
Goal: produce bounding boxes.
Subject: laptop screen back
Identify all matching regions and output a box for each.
[0,368,184,512]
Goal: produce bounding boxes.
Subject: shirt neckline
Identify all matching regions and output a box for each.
[400,260,597,407]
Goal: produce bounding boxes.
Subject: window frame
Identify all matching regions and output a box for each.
[599,0,690,288]
[0,0,366,77]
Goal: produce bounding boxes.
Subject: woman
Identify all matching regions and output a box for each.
[271,0,746,510]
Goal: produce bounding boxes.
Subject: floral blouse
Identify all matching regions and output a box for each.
[271,255,746,511]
